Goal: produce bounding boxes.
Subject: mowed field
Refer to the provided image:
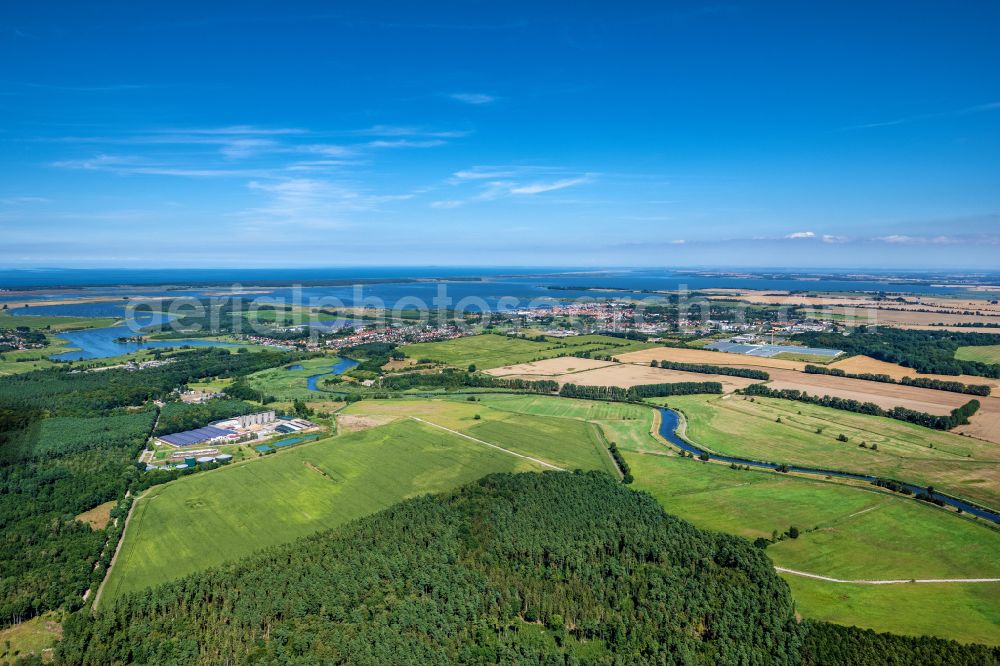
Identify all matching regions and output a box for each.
[103,419,543,602]
[402,333,654,369]
[662,394,1000,511]
[488,360,757,391]
[616,345,808,371]
[956,344,1000,365]
[340,397,619,475]
[624,449,1000,645]
[486,356,614,377]
[829,354,1000,395]
[763,367,970,414]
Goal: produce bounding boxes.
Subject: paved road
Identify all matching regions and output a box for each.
[409,417,565,471]
[775,566,1000,585]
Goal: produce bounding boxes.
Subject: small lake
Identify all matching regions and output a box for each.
[50,314,243,361]
[300,358,360,391]
[656,407,1000,525]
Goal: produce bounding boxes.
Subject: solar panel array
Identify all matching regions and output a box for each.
[159,425,236,447]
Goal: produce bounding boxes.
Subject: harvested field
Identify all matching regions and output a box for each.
[616,345,807,371]
[498,362,757,391]
[829,355,1000,396]
[959,396,1000,444]
[336,413,396,433]
[818,307,1000,328]
[764,368,970,415]
[486,356,614,377]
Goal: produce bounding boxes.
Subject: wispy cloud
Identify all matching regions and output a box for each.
[842,101,1000,130]
[509,177,591,194]
[448,92,496,105]
[367,139,447,149]
[784,231,816,239]
[350,125,471,138]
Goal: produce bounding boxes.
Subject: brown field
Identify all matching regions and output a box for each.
[707,289,1000,315]
[764,368,971,415]
[498,361,758,392]
[75,500,116,530]
[959,396,1000,444]
[616,346,808,371]
[486,357,614,377]
[336,413,396,433]
[829,355,1000,396]
[819,307,1000,328]
[894,324,1000,333]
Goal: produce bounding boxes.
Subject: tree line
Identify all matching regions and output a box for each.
[743,383,980,431]
[651,359,770,380]
[560,381,723,403]
[803,364,990,396]
[794,328,1000,378]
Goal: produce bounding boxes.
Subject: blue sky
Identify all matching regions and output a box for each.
[1,1,999,269]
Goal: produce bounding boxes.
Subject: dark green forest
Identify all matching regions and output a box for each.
[52,472,999,665]
[58,472,803,665]
[0,348,301,627]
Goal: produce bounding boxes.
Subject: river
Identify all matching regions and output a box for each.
[656,407,1000,525]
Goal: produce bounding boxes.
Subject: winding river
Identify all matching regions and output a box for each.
[656,407,1000,525]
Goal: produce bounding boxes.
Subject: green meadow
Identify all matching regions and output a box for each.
[624,448,1000,644]
[245,355,348,401]
[401,333,653,369]
[102,418,542,603]
[955,344,1000,364]
[343,397,619,474]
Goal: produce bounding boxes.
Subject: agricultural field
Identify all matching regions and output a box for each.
[401,333,654,369]
[473,393,663,454]
[623,449,1000,644]
[341,397,619,474]
[490,361,758,391]
[616,345,808,371]
[956,344,1000,365]
[783,577,1000,646]
[102,418,543,602]
[763,367,970,414]
[829,354,1000,395]
[486,356,614,377]
[660,394,1000,510]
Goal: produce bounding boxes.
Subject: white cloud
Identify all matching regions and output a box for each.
[367,139,447,149]
[670,239,686,244]
[352,125,470,138]
[509,176,590,195]
[821,234,848,243]
[449,92,496,105]
[784,231,816,239]
[430,200,464,209]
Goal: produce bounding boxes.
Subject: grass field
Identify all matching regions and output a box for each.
[0,613,61,662]
[624,449,1000,644]
[103,419,543,602]
[956,344,1000,364]
[473,393,663,454]
[783,577,1000,646]
[342,397,619,474]
[402,333,653,369]
[658,394,1000,510]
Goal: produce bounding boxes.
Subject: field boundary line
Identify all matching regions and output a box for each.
[409,417,565,471]
[775,566,1000,585]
